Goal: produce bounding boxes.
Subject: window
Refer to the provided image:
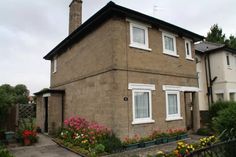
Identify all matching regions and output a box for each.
[185,40,193,60]
[235,56,236,68]
[230,93,235,101]
[226,54,230,66]
[216,93,224,101]
[53,57,57,73]
[128,83,155,124]
[165,91,181,121]
[129,22,151,51]
[162,32,178,57]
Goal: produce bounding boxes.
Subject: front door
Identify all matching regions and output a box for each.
[44,97,48,133]
[184,92,193,130]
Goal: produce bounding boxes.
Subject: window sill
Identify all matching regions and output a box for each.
[129,44,152,52]
[227,66,232,70]
[186,57,194,61]
[163,52,179,58]
[132,119,155,125]
[166,117,183,121]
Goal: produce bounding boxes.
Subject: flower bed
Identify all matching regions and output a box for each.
[151,135,217,157]
[56,116,122,156]
[122,128,188,150]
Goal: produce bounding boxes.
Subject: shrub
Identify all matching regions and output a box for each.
[196,128,212,136]
[0,145,13,157]
[212,104,236,140]
[94,144,105,154]
[209,101,234,119]
[99,134,122,153]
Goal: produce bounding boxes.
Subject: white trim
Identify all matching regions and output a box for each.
[162,85,200,92]
[132,89,155,125]
[126,19,151,28]
[129,83,155,90]
[53,57,57,73]
[162,32,178,57]
[165,90,182,121]
[185,40,193,60]
[43,93,51,97]
[129,21,151,51]
[229,89,236,93]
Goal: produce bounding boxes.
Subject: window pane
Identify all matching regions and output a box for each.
[230,93,235,101]
[164,36,174,51]
[134,92,149,118]
[217,94,224,101]
[133,27,145,44]
[186,42,190,55]
[226,55,230,66]
[168,94,178,115]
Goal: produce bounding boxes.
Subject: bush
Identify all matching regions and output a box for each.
[196,128,212,136]
[209,101,234,120]
[99,134,122,153]
[0,145,13,157]
[212,104,236,140]
[94,144,105,154]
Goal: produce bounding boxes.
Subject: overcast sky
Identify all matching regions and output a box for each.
[0,0,235,95]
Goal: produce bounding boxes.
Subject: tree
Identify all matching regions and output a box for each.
[206,24,226,44]
[225,35,236,49]
[0,84,29,129]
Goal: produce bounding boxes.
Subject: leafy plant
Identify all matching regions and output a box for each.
[0,145,13,157]
[212,103,236,140]
[94,144,105,154]
[209,101,234,120]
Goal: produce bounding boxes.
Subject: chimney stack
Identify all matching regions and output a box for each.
[69,0,82,34]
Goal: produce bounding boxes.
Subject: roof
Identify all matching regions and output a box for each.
[195,41,236,54]
[34,89,65,96]
[44,1,204,60]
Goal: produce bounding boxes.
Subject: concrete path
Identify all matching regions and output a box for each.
[8,134,80,157]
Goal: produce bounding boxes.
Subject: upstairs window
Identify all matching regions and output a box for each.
[185,40,193,60]
[162,32,178,57]
[226,54,230,66]
[53,57,57,73]
[129,22,151,51]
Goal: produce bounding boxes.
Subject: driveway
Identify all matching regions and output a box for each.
[9,134,80,157]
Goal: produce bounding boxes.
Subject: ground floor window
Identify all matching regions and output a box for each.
[216,93,224,101]
[230,93,235,101]
[165,90,181,121]
[128,83,155,124]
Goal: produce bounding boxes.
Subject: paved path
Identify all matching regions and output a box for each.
[8,134,80,157]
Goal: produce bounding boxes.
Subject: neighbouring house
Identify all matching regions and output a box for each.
[35,0,204,138]
[195,41,236,119]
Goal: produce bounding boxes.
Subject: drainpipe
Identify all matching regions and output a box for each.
[207,54,214,104]
[204,54,210,107]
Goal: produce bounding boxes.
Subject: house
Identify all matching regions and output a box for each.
[35,0,204,138]
[195,41,236,117]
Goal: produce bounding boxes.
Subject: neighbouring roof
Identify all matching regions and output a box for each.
[34,89,65,96]
[44,1,204,60]
[195,41,236,54]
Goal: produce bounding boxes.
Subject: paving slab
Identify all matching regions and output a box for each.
[8,134,80,157]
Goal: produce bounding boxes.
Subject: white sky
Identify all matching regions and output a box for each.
[0,0,235,95]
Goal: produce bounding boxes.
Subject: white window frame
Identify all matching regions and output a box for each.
[129,21,151,51]
[226,54,230,67]
[162,32,178,57]
[165,90,182,121]
[128,83,155,124]
[185,40,193,60]
[53,57,57,73]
